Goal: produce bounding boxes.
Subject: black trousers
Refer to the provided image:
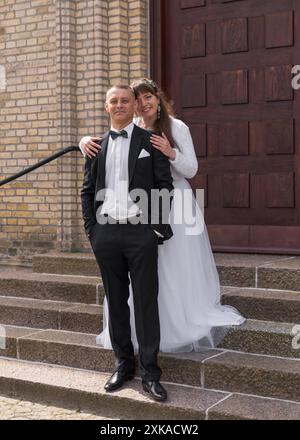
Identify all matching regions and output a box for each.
[90,222,161,381]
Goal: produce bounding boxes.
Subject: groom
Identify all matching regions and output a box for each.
[81,85,174,401]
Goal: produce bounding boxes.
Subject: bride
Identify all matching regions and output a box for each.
[79,78,245,353]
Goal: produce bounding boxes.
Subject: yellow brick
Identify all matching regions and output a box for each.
[23,226,43,233]
[27,219,39,226]
[36,6,49,14]
[7,219,17,225]
[17,204,28,210]
[12,211,32,218]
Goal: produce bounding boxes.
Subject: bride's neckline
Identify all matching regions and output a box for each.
[135,116,153,131]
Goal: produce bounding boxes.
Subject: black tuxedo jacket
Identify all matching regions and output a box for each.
[81,124,174,242]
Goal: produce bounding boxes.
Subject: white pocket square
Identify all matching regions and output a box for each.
[138,148,150,159]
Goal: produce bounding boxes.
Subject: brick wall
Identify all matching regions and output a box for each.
[0,0,149,263]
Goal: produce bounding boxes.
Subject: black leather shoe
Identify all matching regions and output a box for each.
[104,370,134,392]
[142,380,167,402]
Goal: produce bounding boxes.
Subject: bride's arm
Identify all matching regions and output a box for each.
[79,136,91,157]
[79,136,102,158]
[170,119,198,179]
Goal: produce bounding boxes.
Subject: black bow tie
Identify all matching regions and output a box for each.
[110,129,128,140]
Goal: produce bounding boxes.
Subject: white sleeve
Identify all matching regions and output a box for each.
[78,136,92,157]
[170,119,198,179]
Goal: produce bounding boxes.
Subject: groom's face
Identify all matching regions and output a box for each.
[105,87,136,127]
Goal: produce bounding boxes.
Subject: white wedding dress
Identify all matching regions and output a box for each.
[81,118,246,353]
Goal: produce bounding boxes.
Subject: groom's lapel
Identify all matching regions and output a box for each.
[128,125,143,185]
[97,132,109,190]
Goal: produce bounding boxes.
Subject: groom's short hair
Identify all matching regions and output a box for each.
[106,84,135,101]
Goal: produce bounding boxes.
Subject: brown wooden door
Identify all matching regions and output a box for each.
[150,0,300,254]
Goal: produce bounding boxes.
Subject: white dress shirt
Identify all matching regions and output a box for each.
[100,122,140,220]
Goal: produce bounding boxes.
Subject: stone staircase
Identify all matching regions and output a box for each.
[0,253,299,420]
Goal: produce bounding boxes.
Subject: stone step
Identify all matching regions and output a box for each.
[203,351,300,403]
[0,296,102,334]
[0,288,298,358]
[0,270,104,304]
[33,252,300,291]
[207,394,300,420]
[1,268,299,326]
[1,325,299,403]
[215,254,300,290]
[0,286,298,338]
[221,287,300,323]
[0,357,229,420]
[33,253,98,276]
[0,358,299,420]
[221,319,299,358]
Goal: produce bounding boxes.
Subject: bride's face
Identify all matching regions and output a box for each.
[136,91,160,119]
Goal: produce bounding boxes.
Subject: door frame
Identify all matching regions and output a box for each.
[149,0,166,88]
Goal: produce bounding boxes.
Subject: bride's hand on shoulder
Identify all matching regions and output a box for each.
[150,133,176,161]
[79,136,102,158]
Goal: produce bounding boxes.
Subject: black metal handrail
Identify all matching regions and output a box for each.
[0,146,80,187]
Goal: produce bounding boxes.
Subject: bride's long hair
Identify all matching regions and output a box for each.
[131,78,176,147]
